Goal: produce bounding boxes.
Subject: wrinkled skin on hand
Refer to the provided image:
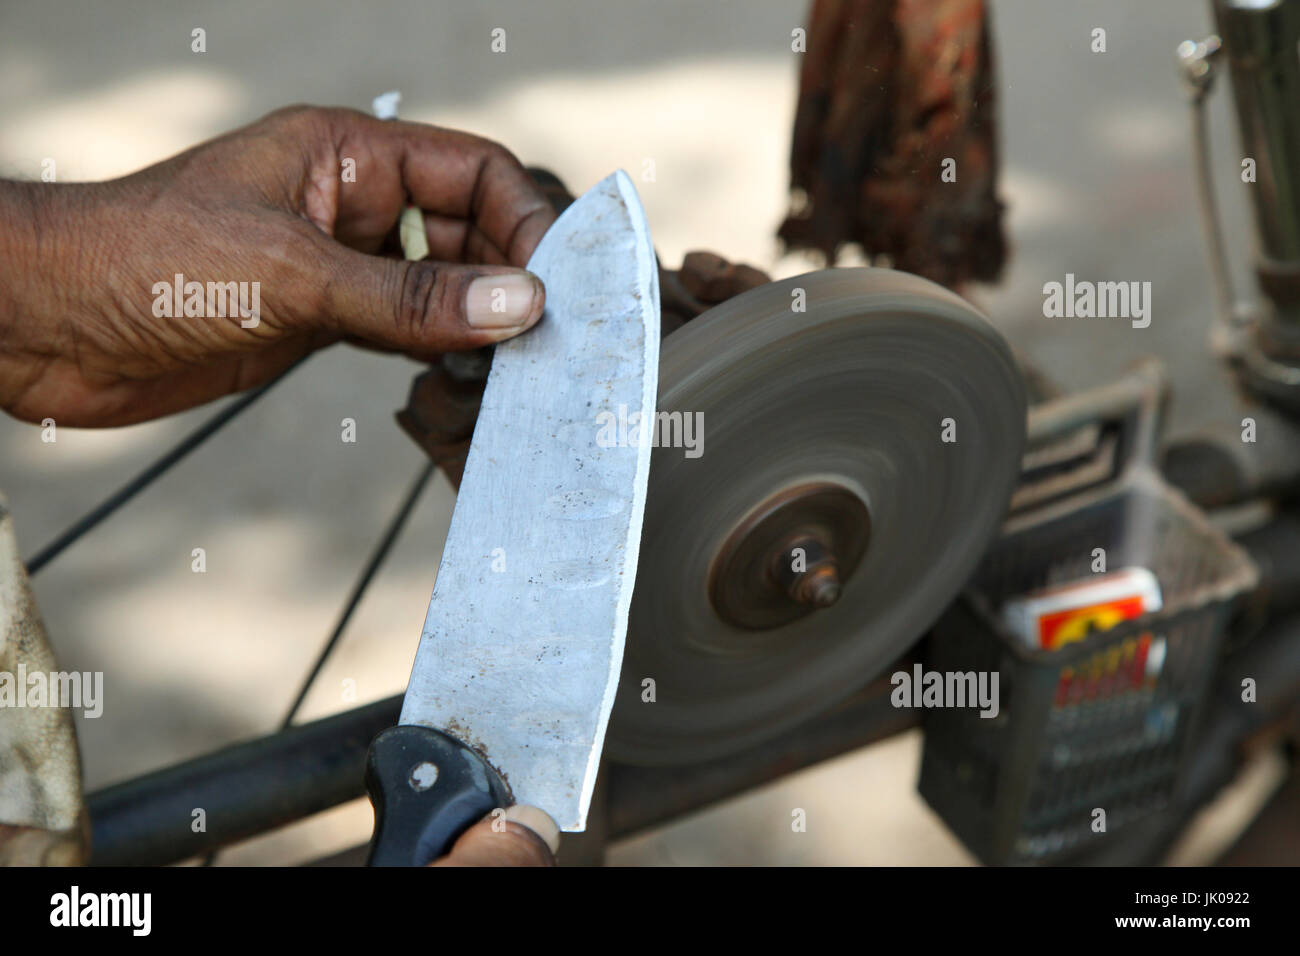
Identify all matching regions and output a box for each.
[0,105,556,427]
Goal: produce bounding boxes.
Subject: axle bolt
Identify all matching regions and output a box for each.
[773,535,843,609]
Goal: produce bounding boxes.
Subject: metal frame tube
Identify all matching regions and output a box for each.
[1214,0,1300,325]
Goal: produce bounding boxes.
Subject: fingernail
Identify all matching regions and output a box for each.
[466,273,542,329]
[504,805,561,855]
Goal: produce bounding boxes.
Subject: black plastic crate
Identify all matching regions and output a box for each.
[918,469,1257,864]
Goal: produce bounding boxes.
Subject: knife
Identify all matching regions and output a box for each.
[365,171,660,866]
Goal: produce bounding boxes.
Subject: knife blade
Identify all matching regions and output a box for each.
[365,170,660,866]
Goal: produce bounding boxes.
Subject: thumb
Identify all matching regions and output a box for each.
[319,248,546,353]
[430,806,561,867]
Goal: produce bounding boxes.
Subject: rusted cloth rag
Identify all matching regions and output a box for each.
[780,0,1007,290]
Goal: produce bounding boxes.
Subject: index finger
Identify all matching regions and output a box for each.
[357,114,557,266]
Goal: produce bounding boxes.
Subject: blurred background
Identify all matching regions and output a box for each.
[0,0,1279,864]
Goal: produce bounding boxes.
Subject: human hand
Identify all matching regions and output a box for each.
[0,105,556,427]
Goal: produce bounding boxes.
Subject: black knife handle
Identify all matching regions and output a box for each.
[365,724,511,867]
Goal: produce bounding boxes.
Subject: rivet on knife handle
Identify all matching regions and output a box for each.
[365,725,510,867]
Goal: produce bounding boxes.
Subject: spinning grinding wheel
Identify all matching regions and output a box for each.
[607,268,1026,765]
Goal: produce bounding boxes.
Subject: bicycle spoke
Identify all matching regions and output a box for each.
[201,458,436,867]
[281,459,436,730]
[24,362,305,575]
